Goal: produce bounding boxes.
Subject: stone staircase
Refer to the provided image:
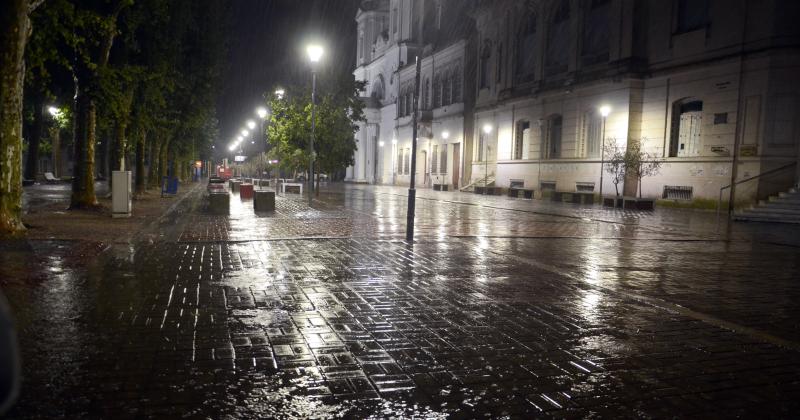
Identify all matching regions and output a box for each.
[734,188,800,224]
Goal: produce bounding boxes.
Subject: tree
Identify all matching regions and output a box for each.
[603,141,626,197]
[1,0,46,236]
[265,76,366,192]
[624,140,663,198]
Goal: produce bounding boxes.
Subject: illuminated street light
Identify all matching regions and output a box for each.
[306,44,323,63]
[237,136,243,142]
[482,123,492,195]
[600,105,612,118]
[247,120,256,130]
[275,89,285,99]
[306,43,324,204]
[483,124,492,134]
[256,107,268,119]
[441,131,449,140]
[241,129,249,137]
[47,106,60,117]
[378,141,385,147]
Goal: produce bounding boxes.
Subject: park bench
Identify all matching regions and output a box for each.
[44,172,60,183]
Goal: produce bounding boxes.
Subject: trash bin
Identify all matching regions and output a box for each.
[112,171,132,218]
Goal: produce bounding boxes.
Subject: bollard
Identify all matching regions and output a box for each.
[208,192,230,214]
[254,190,275,212]
[231,180,241,193]
[240,183,254,199]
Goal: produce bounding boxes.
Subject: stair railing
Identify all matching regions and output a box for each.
[717,161,797,223]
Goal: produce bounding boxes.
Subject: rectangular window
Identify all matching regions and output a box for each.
[404,148,410,174]
[440,145,447,173]
[676,0,709,33]
[478,132,485,161]
[431,145,438,173]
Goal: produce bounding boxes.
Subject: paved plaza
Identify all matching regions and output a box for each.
[3,183,800,418]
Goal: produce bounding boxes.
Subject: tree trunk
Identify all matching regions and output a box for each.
[135,130,146,195]
[107,120,126,193]
[148,136,161,189]
[0,0,30,235]
[70,88,100,208]
[24,95,43,181]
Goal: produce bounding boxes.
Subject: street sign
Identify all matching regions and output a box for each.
[234,155,247,162]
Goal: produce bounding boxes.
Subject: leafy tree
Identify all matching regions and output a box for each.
[1,0,46,236]
[624,140,663,198]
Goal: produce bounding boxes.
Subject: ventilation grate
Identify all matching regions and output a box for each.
[663,185,693,200]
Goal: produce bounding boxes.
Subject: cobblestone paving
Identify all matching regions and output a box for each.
[4,184,800,418]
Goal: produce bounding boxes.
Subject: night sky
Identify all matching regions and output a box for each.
[217,0,360,150]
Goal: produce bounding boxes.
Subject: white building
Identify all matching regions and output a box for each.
[349,0,800,208]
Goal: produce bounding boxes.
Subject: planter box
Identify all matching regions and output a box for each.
[603,196,624,208]
[208,192,229,214]
[623,197,656,210]
[254,190,275,212]
[240,183,254,199]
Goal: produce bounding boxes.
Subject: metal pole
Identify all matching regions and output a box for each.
[406,56,421,242]
[484,140,488,195]
[309,70,317,205]
[599,116,606,198]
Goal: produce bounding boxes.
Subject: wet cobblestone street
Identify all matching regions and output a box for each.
[3,184,800,418]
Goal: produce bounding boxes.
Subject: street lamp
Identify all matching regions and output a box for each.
[256,107,268,119]
[247,120,256,130]
[598,105,611,198]
[441,130,449,140]
[275,89,285,99]
[241,129,249,137]
[482,124,492,195]
[306,44,323,205]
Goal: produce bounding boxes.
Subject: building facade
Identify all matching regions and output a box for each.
[349,0,800,206]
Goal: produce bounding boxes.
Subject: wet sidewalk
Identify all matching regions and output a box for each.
[3,183,800,418]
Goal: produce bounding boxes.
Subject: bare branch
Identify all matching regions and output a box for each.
[29,0,46,13]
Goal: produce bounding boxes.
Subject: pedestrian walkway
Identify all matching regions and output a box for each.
[3,183,800,418]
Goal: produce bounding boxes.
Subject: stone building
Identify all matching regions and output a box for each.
[349,0,800,207]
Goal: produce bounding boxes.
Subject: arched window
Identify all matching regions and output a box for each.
[452,67,462,103]
[371,75,385,100]
[433,74,442,108]
[670,100,703,157]
[406,90,413,116]
[545,114,563,159]
[516,13,536,80]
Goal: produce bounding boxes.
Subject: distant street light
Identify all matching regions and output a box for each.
[306,44,323,205]
[241,129,249,137]
[256,107,268,119]
[47,106,60,117]
[482,124,492,195]
[598,105,611,198]
[247,120,256,130]
[275,89,285,99]
[441,131,449,140]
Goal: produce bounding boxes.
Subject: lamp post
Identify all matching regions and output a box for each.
[307,44,323,205]
[482,124,492,195]
[391,138,397,185]
[256,108,268,184]
[598,105,611,199]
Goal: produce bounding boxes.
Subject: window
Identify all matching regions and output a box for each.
[452,67,462,103]
[545,2,570,74]
[422,78,430,110]
[479,40,491,89]
[478,131,486,161]
[431,145,438,173]
[404,148,411,174]
[392,8,398,33]
[440,144,447,173]
[669,100,703,157]
[582,110,602,158]
[433,74,441,108]
[516,14,536,80]
[514,120,530,160]
[442,71,451,106]
[371,76,385,100]
[582,0,610,64]
[496,43,503,83]
[545,115,563,159]
[676,0,709,33]
[398,89,406,117]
